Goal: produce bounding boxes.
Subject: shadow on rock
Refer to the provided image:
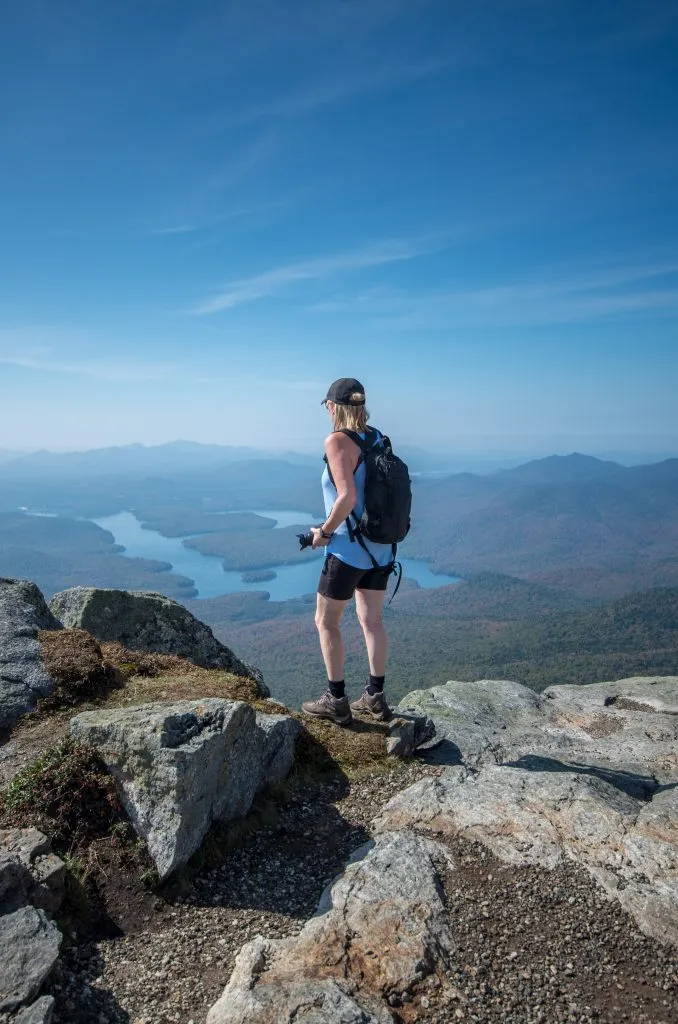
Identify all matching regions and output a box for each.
[419,736,464,766]
[503,753,665,800]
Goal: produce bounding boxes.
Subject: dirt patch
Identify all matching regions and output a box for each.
[0,738,124,847]
[582,714,625,738]
[607,695,660,714]
[0,736,157,942]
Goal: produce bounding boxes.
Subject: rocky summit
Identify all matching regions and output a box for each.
[200,676,678,1023]
[0,578,676,1024]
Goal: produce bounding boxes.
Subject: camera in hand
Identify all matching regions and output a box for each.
[297,530,314,550]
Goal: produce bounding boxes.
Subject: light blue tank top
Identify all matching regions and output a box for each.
[321,429,394,570]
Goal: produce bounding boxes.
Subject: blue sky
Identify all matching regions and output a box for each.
[1,0,677,453]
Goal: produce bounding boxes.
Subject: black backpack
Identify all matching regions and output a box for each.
[325,427,412,597]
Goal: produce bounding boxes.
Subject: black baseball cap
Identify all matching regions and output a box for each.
[321,377,366,406]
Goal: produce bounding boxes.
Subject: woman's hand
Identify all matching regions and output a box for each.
[310,527,331,549]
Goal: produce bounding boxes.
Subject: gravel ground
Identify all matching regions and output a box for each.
[45,760,677,1024]
[400,837,678,1024]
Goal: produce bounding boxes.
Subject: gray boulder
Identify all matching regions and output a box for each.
[69,699,301,879]
[207,831,454,1024]
[0,579,62,732]
[0,832,64,1020]
[0,906,61,1014]
[49,587,267,692]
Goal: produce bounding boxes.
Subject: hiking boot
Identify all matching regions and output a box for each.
[350,688,392,722]
[301,689,353,726]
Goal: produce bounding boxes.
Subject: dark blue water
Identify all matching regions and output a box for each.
[93,511,461,600]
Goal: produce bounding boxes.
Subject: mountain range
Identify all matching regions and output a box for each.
[407,453,678,597]
[1,446,677,604]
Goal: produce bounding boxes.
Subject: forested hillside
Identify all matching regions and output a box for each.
[192,579,678,707]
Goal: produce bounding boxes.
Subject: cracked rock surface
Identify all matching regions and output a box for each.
[0,829,63,1023]
[381,676,678,945]
[398,676,678,783]
[206,830,453,1024]
[0,579,62,733]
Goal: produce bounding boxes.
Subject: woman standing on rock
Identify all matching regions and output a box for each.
[301,377,397,728]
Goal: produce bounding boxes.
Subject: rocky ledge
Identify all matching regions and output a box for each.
[203,676,678,1023]
[49,587,265,687]
[377,676,678,946]
[0,579,269,734]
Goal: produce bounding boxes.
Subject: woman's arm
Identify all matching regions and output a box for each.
[311,432,358,548]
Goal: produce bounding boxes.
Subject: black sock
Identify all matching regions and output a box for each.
[367,675,385,695]
[328,679,345,699]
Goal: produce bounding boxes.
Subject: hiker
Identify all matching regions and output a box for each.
[301,377,409,727]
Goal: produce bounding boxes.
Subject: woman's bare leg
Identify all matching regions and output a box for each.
[315,593,349,681]
[355,588,387,677]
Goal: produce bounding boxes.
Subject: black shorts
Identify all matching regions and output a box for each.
[317,554,392,602]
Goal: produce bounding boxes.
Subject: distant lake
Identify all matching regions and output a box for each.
[92,511,462,601]
[206,509,317,530]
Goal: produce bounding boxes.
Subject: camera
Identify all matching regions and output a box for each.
[297,530,314,550]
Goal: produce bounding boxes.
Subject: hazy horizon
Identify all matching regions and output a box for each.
[2,435,677,464]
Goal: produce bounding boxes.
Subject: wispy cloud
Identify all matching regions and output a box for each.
[215,58,447,128]
[305,260,678,329]
[190,236,438,315]
[0,333,321,392]
[148,131,279,236]
[148,224,197,236]
[0,352,179,383]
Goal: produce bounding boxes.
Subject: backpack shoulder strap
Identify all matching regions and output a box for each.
[338,428,370,452]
